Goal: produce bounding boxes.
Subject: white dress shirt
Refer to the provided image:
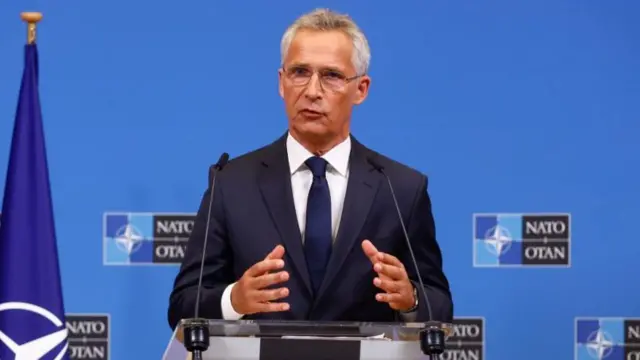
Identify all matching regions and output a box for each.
[220,133,416,321]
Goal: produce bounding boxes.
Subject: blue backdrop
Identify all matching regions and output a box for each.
[0,0,638,359]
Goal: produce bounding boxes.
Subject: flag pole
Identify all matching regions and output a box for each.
[20,12,43,44]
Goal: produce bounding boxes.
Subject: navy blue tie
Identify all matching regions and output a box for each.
[303,156,332,294]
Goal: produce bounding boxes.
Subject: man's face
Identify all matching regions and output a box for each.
[279,29,370,145]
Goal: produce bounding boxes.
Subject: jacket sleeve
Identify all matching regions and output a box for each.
[402,174,454,323]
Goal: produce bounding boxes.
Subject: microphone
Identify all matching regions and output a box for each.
[367,156,446,358]
[183,152,230,360]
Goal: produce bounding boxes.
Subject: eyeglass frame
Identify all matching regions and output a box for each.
[281,64,366,91]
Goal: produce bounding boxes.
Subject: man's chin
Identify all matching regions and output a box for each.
[296,124,331,138]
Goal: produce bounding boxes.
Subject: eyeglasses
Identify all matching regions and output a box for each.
[282,65,364,91]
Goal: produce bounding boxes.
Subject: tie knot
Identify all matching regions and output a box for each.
[305,156,328,177]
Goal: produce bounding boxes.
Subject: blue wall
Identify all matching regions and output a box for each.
[0,0,638,359]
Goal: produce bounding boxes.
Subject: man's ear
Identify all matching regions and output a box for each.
[278,68,285,98]
[353,75,371,105]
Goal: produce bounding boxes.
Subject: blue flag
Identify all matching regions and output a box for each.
[0,43,70,359]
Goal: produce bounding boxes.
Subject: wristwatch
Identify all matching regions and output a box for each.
[400,284,419,313]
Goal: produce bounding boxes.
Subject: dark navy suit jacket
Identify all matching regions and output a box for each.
[167,133,453,330]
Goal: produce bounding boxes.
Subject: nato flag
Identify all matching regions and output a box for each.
[0,43,70,359]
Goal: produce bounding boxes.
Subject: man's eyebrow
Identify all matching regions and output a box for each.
[286,62,309,68]
[321,66,345,73]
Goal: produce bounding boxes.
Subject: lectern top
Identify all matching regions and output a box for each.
[178,318,452,341]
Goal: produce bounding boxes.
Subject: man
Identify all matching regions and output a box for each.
[167,8,453,330]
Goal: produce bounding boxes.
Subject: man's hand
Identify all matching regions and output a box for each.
[230,245,290,315]
[362,240,416,312]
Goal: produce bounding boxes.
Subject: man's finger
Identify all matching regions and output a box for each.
[373,277,402,293]
[255,301,290,313]
[362,241,387,268]
[375,293,403,303]
[250,246,287,277]
[361,240,379,261]
[251,270,289,289]
[378,252,404,268]
[374,262,406,280]
[265,245,285,260]
[251,287,290,303]
[247,259,284,277]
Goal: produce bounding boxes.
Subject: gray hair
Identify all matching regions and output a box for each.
[280,8,371,75]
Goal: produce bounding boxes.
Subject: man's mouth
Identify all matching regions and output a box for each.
[300,109,324,117]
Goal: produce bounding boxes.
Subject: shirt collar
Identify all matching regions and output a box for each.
[286,132,351,177]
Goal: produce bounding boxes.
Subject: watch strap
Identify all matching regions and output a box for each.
[400,284,419,313]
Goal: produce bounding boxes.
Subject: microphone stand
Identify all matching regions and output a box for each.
[367,157,447,358]
[183,153,229,360]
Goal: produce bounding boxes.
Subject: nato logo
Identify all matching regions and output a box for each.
[103,212,195,265]
[445,317,485,359]
[575,317,640,359]
[473,213,571,267]
[66,313,110,359]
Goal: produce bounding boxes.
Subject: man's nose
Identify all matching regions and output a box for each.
[304,73,323,99]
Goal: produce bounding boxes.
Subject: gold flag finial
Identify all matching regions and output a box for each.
[20,12,43,44]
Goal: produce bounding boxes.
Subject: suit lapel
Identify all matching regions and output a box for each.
[257,135,313,295]
[314,139,381,304]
